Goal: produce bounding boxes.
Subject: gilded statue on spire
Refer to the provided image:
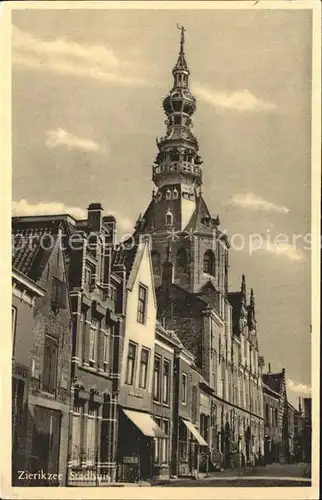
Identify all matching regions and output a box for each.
[176,24,186,54]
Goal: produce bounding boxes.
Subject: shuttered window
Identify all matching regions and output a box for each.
[43,336,58,394]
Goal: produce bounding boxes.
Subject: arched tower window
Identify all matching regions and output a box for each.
[165,209,173,228]
[151,250,161,276]
[176,247,188,274]
[203,250,216,276]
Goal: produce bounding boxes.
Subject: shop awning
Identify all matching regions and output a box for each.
[182,418,208,446]
[123,409,166,438]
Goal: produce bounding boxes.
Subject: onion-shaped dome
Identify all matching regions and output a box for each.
[163,88,196,116]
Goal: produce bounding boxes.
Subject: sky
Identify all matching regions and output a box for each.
[11,7,313,407]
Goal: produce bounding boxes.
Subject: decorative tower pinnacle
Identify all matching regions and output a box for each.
[152,26,203,195]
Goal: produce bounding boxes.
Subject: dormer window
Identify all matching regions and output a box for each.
[165,189,171,200]
[173,189,179,199]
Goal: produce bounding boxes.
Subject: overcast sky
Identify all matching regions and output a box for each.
[11,7,312,407]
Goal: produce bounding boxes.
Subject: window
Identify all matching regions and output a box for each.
[203,250,215,276]
[161,420,169,463]
[71,403,83,464]
[154,417,161,462]
[173,189,179,199]
[139,348,149,389]
[125,342,137,385]
[274,408,278,427]
[153,356,161,401]
[42,335,58,394]
[151,251,161,276]
[51,277,66,311]
[175,248,188,274]
[137,284,148,324]
[12,306,17,355]
[79,312,86,361]
[165,210,173,227]
[192,385,198,423]
[89,318,99,366]
[154,418,170,464]
[181,373,187,404]
[171,302,179,317]
[163,360,170,405]
[86,406,97,465]
[110,285,117,304]
[103,329,110,372]
[165,189,171,200]
[179,419,188,460]
[265,403,269,423]
[84,266,91,285]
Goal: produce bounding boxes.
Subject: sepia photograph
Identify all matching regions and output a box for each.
[2,1,320,498]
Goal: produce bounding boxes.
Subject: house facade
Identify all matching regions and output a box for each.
[152,322,181,480]
[263,382,281,463]
[114,238,166,483]
[66,204,125,485]
[12,220,73,485]
[263,366,289,463]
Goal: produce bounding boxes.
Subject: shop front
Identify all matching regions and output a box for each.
[178,418,208,477]
[117,409,166,483]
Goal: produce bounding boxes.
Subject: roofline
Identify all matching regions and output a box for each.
[12,268,46,296]
[263,383,281,399]
[12,214,77,226]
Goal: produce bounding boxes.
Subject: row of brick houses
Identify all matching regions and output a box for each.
[262,364,312,465]
[11,205,215,485]
[11,29,311,486]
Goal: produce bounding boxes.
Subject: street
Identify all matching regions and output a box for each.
[156,463,312,487]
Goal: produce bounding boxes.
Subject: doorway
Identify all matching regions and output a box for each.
[31,406,61,485]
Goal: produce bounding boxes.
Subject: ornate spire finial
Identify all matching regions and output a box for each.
[250,288,255,307]
[177,24,186,54]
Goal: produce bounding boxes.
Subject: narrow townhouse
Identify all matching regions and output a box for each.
[113,238,166,483]
[152,322,181,480]
[12,268,46,484]
[172,344,208,478]
[12,219,73,485]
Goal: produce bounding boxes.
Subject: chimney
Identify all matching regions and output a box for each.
[103,215,116,246]
[282,368,285,376]
[87,203,103,233]
[299,397,302,413]
[268,362,271,373]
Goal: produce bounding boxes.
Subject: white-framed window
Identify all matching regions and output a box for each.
[181,373,187,404]
[125,342,137,385]
[139,348,149,389]
[86,405,98,465]
[89,318,99,366]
